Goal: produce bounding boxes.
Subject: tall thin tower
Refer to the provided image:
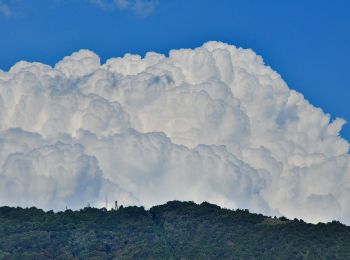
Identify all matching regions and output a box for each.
[105,193,108,209]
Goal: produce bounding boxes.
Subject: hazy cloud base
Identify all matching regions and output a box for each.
[0,42,349,224]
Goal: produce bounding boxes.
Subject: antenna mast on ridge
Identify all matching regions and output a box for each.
[105,193,108,209]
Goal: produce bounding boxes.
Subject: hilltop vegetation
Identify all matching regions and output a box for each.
[0,201,349,259]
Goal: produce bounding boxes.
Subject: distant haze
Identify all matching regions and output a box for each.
[0,42,349,224]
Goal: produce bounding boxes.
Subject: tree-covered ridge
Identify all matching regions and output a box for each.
[0,201,349,259]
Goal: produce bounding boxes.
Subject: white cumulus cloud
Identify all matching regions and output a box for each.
[0,42,350,224]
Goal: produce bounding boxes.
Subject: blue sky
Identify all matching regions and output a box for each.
[1,0,350,140]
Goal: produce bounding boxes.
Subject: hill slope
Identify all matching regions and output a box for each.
[0,201,350,259]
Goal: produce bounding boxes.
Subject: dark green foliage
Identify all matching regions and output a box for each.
[0,201,350,259]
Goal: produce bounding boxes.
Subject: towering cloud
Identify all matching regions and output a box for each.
[0,42,349,224]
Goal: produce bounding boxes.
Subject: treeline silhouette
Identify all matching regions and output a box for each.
[0,201,349,259]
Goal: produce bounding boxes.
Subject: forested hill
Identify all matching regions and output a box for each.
[0,201,350,259]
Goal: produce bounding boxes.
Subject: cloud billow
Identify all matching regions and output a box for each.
[0,42,349,224]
